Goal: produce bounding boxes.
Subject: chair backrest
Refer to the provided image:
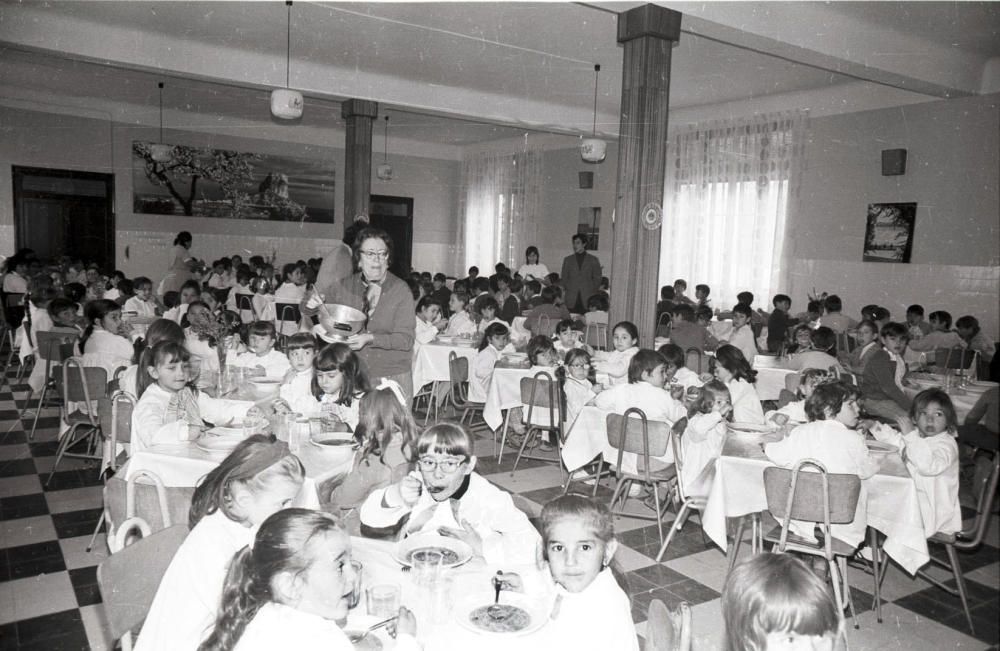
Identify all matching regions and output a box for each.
[835,331,853,356]
[448,351,472,406]
[935,346,978,371]
[646,599,692,651]
[668,417,689,497]
[520,371,562,435]
[62,357,109,405]
[764,459,861,554]
[104,470,194,549]
[99,391,136,464]
[35,330,79,362]
[275,302,302,337]
[606,408,672,476]
[97,524,189,642]
[685,348,706,374]
[584,321,608,350]
[535,314,555,338]
[956,452,1000,550]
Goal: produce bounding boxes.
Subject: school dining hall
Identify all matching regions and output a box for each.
[1,1,998,650]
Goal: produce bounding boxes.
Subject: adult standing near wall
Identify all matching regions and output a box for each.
[517,246,550,283]
[560,234,602,315]
[311,227,415,402]
[159,231,197,295]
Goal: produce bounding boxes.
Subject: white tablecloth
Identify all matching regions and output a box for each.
[903,375,995,422]
[752,356,797,401]
[482,365,554,430]
[412,342,476,393]
[348,537,559,650]
[700,435,930,574]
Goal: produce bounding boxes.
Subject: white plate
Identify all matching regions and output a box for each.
[312,324,350,344]
[310,432,356,449]
[196,435,242,454]
[435,335,456,344]
[455,593,548,637]
[392,533,473,568]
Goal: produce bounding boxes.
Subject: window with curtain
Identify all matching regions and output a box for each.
[457,149,541,273]
[659,111,807,309]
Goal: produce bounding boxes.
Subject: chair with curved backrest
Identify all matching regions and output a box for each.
[46,357,108,486]
[25,330,79,438]
[584,320,608,351]
[447,350,485,428]
[103,469,195,554]
[685,348,707,375]
[595,408,677,545]
[646,599,692,651]
[936,346,980,381]
[655,311,672,339]
[912,453,1000,634]
[507,371,563,476]
[274,302,303,347]
[235,293,256,325]
[97,523,189,651]
[87,391,138,553]
[534,313,555,338]
[763,459,865,628]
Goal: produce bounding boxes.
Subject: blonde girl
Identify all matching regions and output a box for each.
[723,553,842,651]
[538,494,638,651]
[444,291,477,337]
[592,321,639,386]
[136,436,306,651]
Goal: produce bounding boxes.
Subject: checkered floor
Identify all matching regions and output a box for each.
[1,358,997,650]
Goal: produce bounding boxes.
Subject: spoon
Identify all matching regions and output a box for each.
[347,615,398,644]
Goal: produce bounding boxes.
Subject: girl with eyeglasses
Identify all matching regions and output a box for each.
[561,348,597,426]
[358,422,540,565]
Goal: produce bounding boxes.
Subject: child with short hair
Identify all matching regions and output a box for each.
[444,291,477,337]
[657,343,704,391]
[414,295,445,351]
[871,388,962,536]
[359,422,540,564]
[135,437,307,651]
[767,368,830,428]
[276,332,317,414]
[906,304,932,339]
[536,494,639,651]
[955,315,995,363]
[724,303,758,367]
[765,381,879,547]
[722,553,842,651]
[592,321,640,386]
[554,319,585,355]
[301,343,370,430]
[673,278,693,305]
[907,310,966,353]
[584,292,609,326]
[766,294,795,353]
[820,294,856,333]
[681,380,732,494]
[475,296,504,337]
[786,323,814,355]
[844,319,880,374]
[788,326,843,373]
[274,262,307,301]
[124,276,159,317]
[231,321,291,378]
[860,322,913,423]
[714,345,765,424]
[695,283,711,308]
[669,304,718,354]
[561,348,597,425]
[226,268,256,315]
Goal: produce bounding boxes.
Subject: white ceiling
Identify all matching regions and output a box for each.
[0,1,997,146]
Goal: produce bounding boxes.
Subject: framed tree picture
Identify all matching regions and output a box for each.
[863,202,916,263]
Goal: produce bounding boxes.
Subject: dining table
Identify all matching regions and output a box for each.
[482,361,555,431]
[346,535,564,650]
[903,372,996,422]
[412,339,477,397]
[700,431,931,574]
[750,355,797,401]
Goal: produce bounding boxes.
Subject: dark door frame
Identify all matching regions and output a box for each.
[369,194,414,278]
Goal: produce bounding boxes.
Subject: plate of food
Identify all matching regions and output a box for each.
[207,416,267,438]
[310,430,357,449]
[392,532,473,568]
[456,593,548,637]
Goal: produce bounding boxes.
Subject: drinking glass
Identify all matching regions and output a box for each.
[410,549,444,588]
[347,560,364,609]
[366,584,401,619]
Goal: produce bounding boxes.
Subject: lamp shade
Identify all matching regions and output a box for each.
[580,138,607,163]
[376,163,394,181]
[270,88,303,120]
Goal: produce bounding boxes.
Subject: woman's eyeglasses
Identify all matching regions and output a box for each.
[417,457,465,473]
[359,249,390,260]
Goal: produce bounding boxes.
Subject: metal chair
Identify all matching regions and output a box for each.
[234,292,256,325]
[911,453,999,634]
[97,523,189,651]
[86,391,137,552]
[534,313,555,338]
[447,350,485,428]
[646,599,692,651]
[274,302,303,347]
[763,459,864,628]
[1,292,29,383]
[685,348,707,374]
[655,311,672,339]
[26,330,79,439]
[936,346,980,381]
[584,321,608,350]
[595,408,678,545]
[46,357,108,486]
[508,371,564,476]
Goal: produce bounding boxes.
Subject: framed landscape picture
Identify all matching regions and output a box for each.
[863,202,916,263]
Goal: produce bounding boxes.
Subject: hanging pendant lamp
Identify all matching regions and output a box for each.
[580,63,607,163]
[376,115,394,181]
[270,0,304,120]
[149,82,174,162]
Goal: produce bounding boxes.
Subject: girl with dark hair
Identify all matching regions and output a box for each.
[470,322,509,403]
[713,344,764,425]
[118,318,185,398]
[79,298,134,377]
[593,321,639,386]
[303,343,370,430]
[135,436,306,651]
[517,245,549,282]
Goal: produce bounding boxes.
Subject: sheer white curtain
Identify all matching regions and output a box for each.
[659,111,807,308]
[458,149,542,273]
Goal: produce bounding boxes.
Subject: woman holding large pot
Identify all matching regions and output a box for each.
[307,227,415,401]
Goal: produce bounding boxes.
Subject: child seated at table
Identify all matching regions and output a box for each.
[250,274,277,322]
[524,286,571,334]
[414,295,444,351]
[79,299,135,378]
[906,304,933,340]
[786,324,814,355]
[444,291,477,337]
[328,382,418,516]
[474,296,505,337]
[844,319,880,375]
[199,508,418,651]
[230,321,291,378]
[135,436,306,651]
[765,294,795,354]
[714,345,765,425]
[561,349,597,426]
[955,315,995,363]
[668,304,718,355]
[819,294,857,333]
[469,322,509,403]
[584,292,610,326]
[657,343,704,392]
[764,381,879,547]
[767,368,829,429]
[277,332,316,412]
[554,319,586,355]
[906,310,966,353]
[123,276,159,317]
[359,422,540,564]
[295,343,370,430]
[593,321,640,386]
[722,553,842,651]
[131,341,260,453]
[870,388,962,537]
[48,297,83,332]
[860,321,913,423]
[225,268,255,313]
[536,494,639,650]
[681,380,732,495]
[787,326,843,373]
[723,303,758,368]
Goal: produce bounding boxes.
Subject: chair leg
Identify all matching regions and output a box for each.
[510,428,536,476]
[869,528,883,623]
[728,516,748,572]
[28,382,49,440]
[945,544,975,634]
[591,461,603,498]
[656,502,690,562]
[652,485,664,546]
[45,424,97,487]
[85,511,106,553]
[828,557,847,623]
[834,556,858,629]
[497,412,511,463]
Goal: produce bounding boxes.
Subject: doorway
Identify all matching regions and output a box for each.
[368,194,413,278]
[13,166,115,270]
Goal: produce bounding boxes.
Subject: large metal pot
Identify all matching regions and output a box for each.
[315,303,367,342]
